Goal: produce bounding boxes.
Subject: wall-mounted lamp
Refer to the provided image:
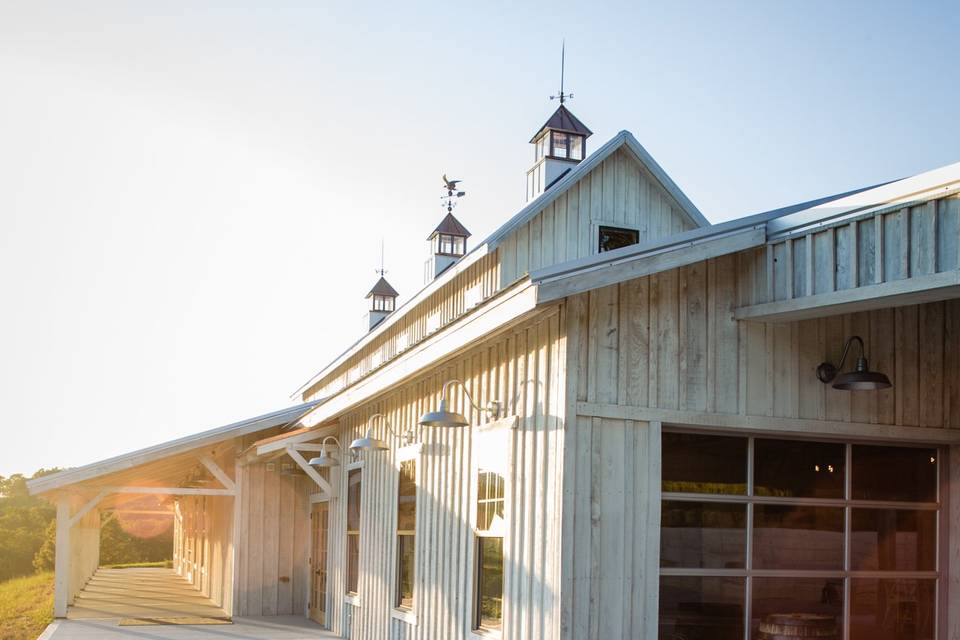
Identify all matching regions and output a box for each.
[307,436,344,468]
[816,335,892,391]
[349,413,415,452]
[419,379,503,428]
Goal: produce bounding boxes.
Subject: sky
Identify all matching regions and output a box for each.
[1,1,958,477]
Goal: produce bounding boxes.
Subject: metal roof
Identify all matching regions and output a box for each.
[27,400,324,495]
[366,276,399,298]
[427,212,471,240]
[529,105,593,143]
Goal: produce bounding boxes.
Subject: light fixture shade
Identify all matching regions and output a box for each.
[832,358,892,391]
[418,398,469,428]
[307,452,339,468]
[350,435,389,451]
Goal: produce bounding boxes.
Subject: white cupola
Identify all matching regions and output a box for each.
[424,175,471,283]
[365,276,398,331]
[526,104,592,202]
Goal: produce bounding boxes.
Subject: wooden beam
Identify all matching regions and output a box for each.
[534,227,765,303]
[67,490,108,528]
[286,447,335,498]
[734,269,960,323]
[199,455,236,492]
[53,498,70,617]
[104,486,234,496]
[255,424,338,456]
[576,402,960,444]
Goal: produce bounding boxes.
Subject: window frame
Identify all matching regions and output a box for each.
[394,449,419,613]
[597,224,640,253]
[658,428,946,640]
[469,416,516,636]
[345,466,363,597]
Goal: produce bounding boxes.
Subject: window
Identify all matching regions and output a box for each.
[569,135,583,160]
[474,469,505,632]
[372,294,394,312]
[437,233,465,256]
[659,433,940,640]
[598,225,640,253]
[551,131,569,159]
[395,460,416,609]
[346,468,361,595]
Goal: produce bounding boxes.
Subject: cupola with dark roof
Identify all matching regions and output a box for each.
[526,104,592,202]
[526,45,592,202]
[425,176,472,283]
[365,275,398,331]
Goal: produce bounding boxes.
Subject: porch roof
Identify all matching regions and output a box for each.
[27,400,323,497]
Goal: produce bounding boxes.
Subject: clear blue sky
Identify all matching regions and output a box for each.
[1,0,958,476]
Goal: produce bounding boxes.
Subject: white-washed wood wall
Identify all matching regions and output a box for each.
[569,253,960,427]
[319,309,565,640]
[760,194,960,303]
[498,147,697,287]
[67,503,100,604]
[233,462,311,616]
[560,253,960,639]
[173,494,234,612]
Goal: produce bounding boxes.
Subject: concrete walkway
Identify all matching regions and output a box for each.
[39,567,337,639]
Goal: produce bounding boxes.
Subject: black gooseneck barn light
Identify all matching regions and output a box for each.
[816,335,892,391]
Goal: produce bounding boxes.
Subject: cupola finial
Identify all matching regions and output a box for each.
[549,40,572,105]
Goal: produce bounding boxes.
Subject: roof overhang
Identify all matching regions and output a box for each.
[27,401,323,496]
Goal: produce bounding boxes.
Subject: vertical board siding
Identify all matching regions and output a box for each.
[572,257,960,429]
[234,465,311,616]
[762,194,960,306]
[499,148,698,290]
[318,311,565,640]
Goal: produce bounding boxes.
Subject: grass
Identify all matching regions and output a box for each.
[0,572,53,640]
[101,560,172,570]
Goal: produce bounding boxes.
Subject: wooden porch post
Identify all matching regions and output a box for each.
[53,497,71,617]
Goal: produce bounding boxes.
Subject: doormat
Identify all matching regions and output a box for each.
[119,617,232,626]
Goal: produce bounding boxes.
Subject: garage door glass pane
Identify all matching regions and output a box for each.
[660,501,746,569]
[852,446,937,502]
[753,505,844,570]
[659,576,744,640]
[851,509,936,572]
[850,578,935,640]
[754,438,845,499]
[751,578,843,640]
[662,433,747,495]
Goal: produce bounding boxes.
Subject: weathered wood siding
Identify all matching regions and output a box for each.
[569,254,960,427]
[756,194,960,303]
[234,462,311,617]
[560,254,960,639]
[499,147,697,288]
[174,494,234,612]
[321,309,566,640]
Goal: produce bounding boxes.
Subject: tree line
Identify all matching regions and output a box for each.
[0,471,172,583]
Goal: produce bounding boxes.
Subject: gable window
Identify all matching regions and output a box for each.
[658,432,941,640]
[598,225,639,253]
[346,468,362,595]
[395,459,416,609]
[474,468,505,632]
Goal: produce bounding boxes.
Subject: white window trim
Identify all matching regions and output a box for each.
[391,607,418,626]
[343,593,361,607]
[393,447,420,615]
[468,415,514,636]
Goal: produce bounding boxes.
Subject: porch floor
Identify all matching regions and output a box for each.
[66,568,227,620]
[44,567,338,638]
